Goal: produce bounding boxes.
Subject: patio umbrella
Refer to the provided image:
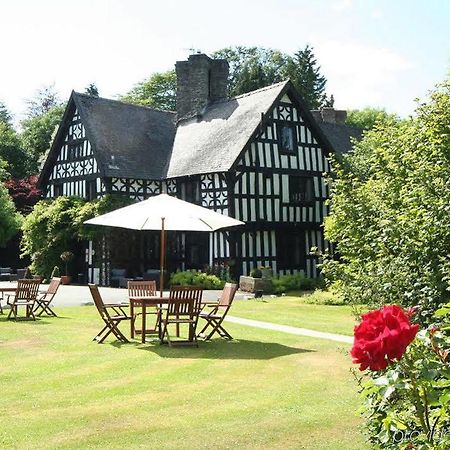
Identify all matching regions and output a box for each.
[84,193,244,295]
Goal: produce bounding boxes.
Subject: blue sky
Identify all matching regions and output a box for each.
[0,0,448,123]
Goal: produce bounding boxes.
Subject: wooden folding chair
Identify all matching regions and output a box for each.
[128,280,158,338]
[197,283,237,340]
[88,284,131,343]
[160,286,203,347]
[33,277,62,317]
[6,279,41,321]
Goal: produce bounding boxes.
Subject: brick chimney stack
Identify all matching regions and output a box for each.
[175,53,229,121]
[311,107,347,125]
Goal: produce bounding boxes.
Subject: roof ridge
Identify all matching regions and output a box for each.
[73,91,177,116]
[230,80,289,101]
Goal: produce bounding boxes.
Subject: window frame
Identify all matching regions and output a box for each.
[276,123,297,153]
[289,175,315,205]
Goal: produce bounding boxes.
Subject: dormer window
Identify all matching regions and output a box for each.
[278,124,296,152]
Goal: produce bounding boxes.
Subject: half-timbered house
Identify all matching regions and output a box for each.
[38,53,361,285]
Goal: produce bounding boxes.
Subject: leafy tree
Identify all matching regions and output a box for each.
[0,101,12,124]
[4,175,41,213]
[283,45,331,109]
[322,79,450,323]
[25,84,62,119]
[120,71,177,110]
[21,105,64,173]
[213,46,290,97]
[0,182,22,246]
[85,83,99,97]
[121,46,332,111]
[346,107,398,130]
[21,194,134,277]
[0,122,31,179]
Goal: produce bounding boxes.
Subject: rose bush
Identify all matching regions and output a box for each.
[353,304,450,449]
[351,305,419,371]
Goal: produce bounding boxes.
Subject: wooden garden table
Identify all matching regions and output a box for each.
[129,296,170,343]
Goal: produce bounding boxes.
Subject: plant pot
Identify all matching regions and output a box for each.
[60,275,71,285]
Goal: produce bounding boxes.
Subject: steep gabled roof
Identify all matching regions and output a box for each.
[73,93,176,179]
[40,83,362,188]
[167,81,290,178]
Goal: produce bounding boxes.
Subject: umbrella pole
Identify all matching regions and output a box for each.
[160,217,165,297]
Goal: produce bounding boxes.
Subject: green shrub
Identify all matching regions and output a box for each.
[322,80,450,324]
[250,268,262,278]
[271,273,321,295]
[169,270,225,289]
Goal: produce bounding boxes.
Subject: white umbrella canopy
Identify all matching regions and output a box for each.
[84,194,244,295]
[84,193,244,231]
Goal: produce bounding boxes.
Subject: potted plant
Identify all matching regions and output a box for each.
[60,251,74,284]
[250,268,262,278]
[259,266,273,279]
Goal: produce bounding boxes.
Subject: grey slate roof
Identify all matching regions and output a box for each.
[73,93,176,179]
[317,122,362,155]
[167,81,289,178]
[41,83,362,186]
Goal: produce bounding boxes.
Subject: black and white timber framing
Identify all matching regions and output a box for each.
[38,53,361,285]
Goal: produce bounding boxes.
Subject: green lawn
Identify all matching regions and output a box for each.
[0,305,366,449]
[231,293,359,336]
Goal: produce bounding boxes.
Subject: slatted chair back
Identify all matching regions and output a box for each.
[168,285,203,318]
[46,277,62,296]
[88,284,130,343]
[127,280,156,299]
[217,283,238,309]
[16,279,40,302]
[88,284,110,321]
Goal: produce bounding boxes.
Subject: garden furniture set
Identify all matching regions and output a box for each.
[89,281,238,346]
[0,277,62,320]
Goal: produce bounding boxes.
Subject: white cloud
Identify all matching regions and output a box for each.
[314,40,414,112]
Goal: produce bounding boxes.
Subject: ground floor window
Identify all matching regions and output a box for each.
[276,230,305,270]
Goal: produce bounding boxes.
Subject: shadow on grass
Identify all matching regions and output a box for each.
[134,338,314,360]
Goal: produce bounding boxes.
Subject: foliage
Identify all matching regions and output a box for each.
[303,289,345,306]
[213,46,289,97]
[4,175,41,213]
[322,79,450,323]
[60,250,75,276]
[0,122,31,179]
[0,182,22,246]
[284,45,332,109]
[120,70,177,111]
[250,268,262,278]
[169,270,225,289]
[20,105,65,173]
[355,305,450,449]
[213,45,332,108]
[25,84,62,119]
[204,262,232,282]
[0,101,12,124]
[84,83,99,97]
[346,107,399,131]
[21,194,134,278]
[272,273,321,294]
[122,46,332,111]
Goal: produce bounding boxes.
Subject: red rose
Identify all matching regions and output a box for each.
[351,305,420,371]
